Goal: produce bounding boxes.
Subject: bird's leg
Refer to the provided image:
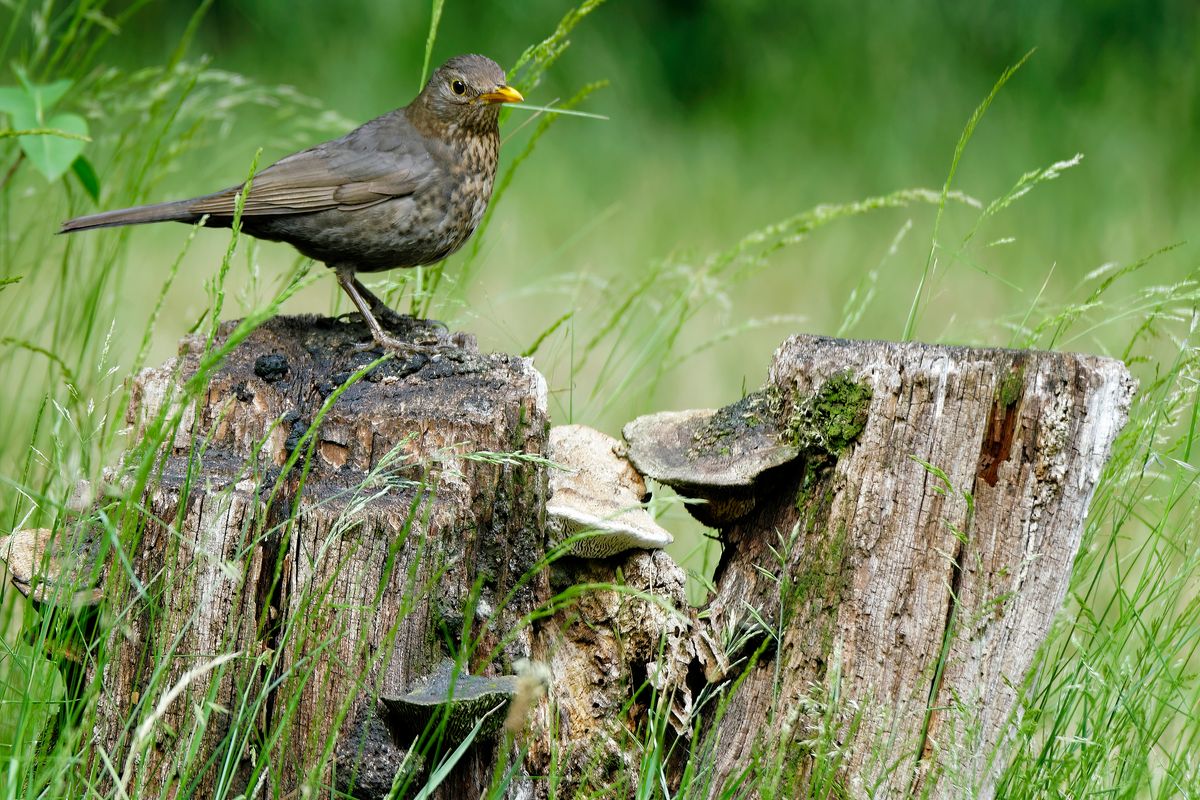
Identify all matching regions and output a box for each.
[350,276,414,330]
[335,267,435,354]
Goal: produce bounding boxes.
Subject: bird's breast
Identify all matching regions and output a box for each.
[435,133,499,251]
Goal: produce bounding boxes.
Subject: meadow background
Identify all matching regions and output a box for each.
[1,0,1198,796]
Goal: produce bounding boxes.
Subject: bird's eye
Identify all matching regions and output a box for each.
[451,79,467,96]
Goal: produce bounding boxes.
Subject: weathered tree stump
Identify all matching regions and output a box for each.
[84,320,1132,800]
[622,335,1134,798]
[93,315,549,798]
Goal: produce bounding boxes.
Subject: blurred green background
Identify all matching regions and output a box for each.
[1,0,1198,567]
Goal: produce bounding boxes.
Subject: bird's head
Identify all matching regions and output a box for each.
[413,54,523,134]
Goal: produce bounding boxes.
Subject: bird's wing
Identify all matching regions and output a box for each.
[189,118,431,217]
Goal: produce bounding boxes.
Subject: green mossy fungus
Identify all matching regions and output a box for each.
[998,365,1025,408]
[785,373,873,455]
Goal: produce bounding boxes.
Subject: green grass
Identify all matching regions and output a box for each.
[2,0,1199,797]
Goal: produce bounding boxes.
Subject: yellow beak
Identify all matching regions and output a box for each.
[480,85,524,105]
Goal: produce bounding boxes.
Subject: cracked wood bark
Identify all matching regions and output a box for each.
[697,335,1134,798]
[92,315,549,798]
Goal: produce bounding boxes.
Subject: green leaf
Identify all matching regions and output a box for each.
[5,89,38,130]
[30,79,73,114]
[0,74,73,125]
[0,86,31,116]
[19,112,89,181]
[12,64,70,108]
[71,155,100,201]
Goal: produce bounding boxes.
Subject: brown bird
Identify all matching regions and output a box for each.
[61,54,523,352]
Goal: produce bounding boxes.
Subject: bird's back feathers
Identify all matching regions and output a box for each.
[61,110,431,233]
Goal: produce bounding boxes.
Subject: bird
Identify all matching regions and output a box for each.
[60,54,523,353]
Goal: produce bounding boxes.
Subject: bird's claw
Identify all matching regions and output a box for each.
[352,335,442,359]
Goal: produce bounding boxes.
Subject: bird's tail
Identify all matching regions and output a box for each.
[59,199,201,234]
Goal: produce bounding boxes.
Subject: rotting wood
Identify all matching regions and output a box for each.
[68,321,1134,800]
[689,335,1134,798]
[526,549,700,796]
[90,314,549,798]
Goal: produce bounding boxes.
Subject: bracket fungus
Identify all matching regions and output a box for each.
[378,658,521,745]
[0,526,103,610]
[622,391,800,526]
[1,523,105,746]
[546,424,674,558]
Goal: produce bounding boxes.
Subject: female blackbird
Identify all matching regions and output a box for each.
[61,54,523,352]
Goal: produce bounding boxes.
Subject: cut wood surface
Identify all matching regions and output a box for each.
[84,320,1133,799]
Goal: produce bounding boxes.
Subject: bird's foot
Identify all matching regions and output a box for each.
[347,275,446,333]
[372,304,418,331]
[352,332,443,359]
[373,308,450,339]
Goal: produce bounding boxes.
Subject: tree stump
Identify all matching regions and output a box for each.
[93,315,549,798]
[675,335,1135,797]
[85,321,1133,800]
